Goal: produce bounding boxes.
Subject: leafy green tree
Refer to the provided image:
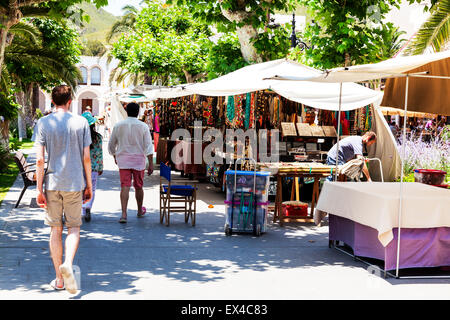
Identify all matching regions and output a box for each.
[0,0,108,72]
[111,2,213,84]
[81,38,107,56]
[405,0,450,54]
[295,0,441,69]
[4,18,82,139]
[379,27,407,59]
[106,4,139,43]
[296,0,399,69]
[253,24,292,61]
[167,0,296,63]
[206,33,248,80]
[0,90,20,150]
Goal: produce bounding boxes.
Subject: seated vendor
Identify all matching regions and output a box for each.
[326,131,377,181]
[304,109,317,127]
[299,109,318,143]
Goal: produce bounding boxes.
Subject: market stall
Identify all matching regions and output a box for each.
[274,50,450,277]
[143,59,393,226]
[319,182,450,271]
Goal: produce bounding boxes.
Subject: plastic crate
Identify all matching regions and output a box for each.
[281,201,309,217]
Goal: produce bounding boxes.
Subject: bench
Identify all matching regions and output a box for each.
[13,151,38,208]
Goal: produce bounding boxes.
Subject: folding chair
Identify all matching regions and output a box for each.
[159,162,197,226]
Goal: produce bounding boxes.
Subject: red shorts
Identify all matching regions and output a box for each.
[119,169,145,189]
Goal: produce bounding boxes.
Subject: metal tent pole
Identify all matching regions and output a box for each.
[396,74,409,278]
[334,82,343,181]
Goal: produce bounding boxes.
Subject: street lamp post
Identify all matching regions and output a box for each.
[290,12,312,51]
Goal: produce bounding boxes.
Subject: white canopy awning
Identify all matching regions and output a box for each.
[268,51,450,83]
[143,85,193,100]
[142,59,383,111]
[186,59,319,96]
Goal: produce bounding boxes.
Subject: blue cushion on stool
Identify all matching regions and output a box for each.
[163,185,195,197]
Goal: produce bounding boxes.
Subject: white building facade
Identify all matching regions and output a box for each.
[38,55,120,116]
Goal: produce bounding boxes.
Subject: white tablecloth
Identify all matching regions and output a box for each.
[316,182,450,247]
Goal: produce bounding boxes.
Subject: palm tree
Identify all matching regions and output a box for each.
[105,2,158,86]
[106,4,140,43]
[3,21,81,139]
[383,28,407,59]
[405,0,450,54]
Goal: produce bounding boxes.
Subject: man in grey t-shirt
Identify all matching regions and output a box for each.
[35,85,92,294]
[326,131,377,181]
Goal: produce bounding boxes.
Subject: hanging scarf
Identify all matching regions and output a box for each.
[244,93,251,129]
[226,96,235,126]
[365,105,370,131]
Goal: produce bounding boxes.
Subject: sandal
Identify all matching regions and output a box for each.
[137,207,146,218]
[50,279,65,291]
[59,264,78,294]
[119,217,127,223]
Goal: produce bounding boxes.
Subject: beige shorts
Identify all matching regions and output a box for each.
[45,190,82,228]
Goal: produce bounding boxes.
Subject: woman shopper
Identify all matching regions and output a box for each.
[81,112,103,222]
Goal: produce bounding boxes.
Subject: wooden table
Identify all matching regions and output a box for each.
[273,171,331,226]
[256,162,335,226]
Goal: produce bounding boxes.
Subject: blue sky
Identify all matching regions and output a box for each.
[102,0,144,16]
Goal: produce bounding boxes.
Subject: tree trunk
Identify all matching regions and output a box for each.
[219,6,263,63]
[32,84,40,114]
[144,72,152,85]
[344,52,351,67]
[23,83,35,127]
[236,25,262,63]
[0,27,9,73]
[0,119,10,152]
[183,69,193,83]
[15,91,27,141]
[0,3,23,73]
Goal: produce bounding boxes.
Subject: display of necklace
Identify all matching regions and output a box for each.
[226,95,235,126]
[215,96,225,129]
[244,93,251,129]
[234,94,244,128]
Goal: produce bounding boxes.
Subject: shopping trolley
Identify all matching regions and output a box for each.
[224,158,270,236]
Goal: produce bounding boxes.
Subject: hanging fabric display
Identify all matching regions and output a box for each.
[234,94,244,128]
[249,93,256,129]
[364,105,372,131]
[244,93,251,129]
[273,96,279,126]
[226,95,235,126]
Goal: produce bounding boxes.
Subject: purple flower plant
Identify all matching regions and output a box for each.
[398,132,450,178]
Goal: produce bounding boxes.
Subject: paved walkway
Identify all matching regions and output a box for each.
[0,141,449,299]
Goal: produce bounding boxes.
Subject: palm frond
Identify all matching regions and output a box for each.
[6,41,81,90]
[8,22,42,46]
[0,62,11,93]
[106,14,137,43]
[109,66,143,87]
[121,5,139,16]
[405,0,450,54]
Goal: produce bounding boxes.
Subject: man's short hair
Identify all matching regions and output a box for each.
[126,102,140,117]
[52,85,72,106]
[363,131,377,142]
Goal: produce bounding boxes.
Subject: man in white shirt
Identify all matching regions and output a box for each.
[108,102,154,223]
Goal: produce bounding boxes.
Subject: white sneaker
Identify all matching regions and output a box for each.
[59,264,78,294]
